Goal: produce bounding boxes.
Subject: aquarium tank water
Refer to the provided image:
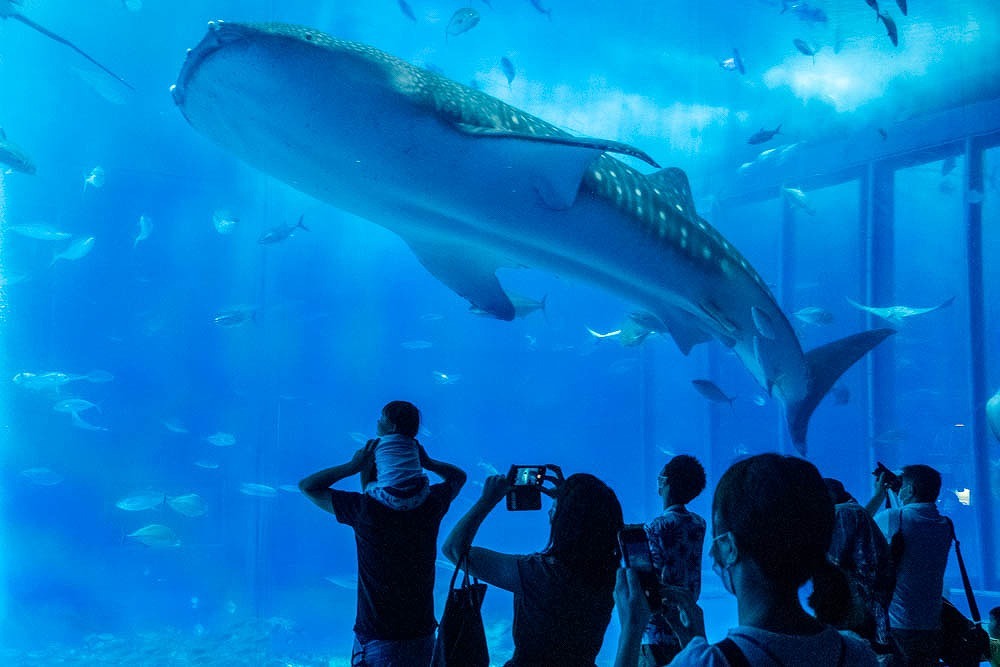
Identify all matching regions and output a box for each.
[0,0,998,664]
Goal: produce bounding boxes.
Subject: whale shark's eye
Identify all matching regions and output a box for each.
[304,33,313,41]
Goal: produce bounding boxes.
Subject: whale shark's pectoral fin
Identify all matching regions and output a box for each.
[404,236,516,320]
[452,123,661,169]
[653,307,715,355]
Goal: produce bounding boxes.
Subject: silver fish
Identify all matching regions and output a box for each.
[6,222,71,241]
[692,379,735,405]
[446,8,480,37]
[84,166,105,189]
[167,494,207,517]
[52,236,95,265]
[240,483,277,498]
[21,466,64,486]
[53,398,99,414]
[213,306,256,327]
[134,215,153,247]
[127,523,179,547]
[258,214,308,244]
[205,431,236,447]
[116,492,166,511]
[0,127,35,174]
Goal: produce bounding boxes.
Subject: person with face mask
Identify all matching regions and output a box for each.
[664,453,878,666]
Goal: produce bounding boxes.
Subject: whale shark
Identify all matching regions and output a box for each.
[171,21,893,453]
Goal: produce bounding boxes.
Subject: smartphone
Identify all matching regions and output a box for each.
[618,524,662,611]
[506,465,547,511]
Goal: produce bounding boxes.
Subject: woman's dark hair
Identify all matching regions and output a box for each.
[381,400,420,438]
[544,473,624,587]
[661,454,707,505]
[823,477,853,505]
[714,454,838,596]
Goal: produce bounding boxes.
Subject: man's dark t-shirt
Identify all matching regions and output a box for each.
[330,482,455,641]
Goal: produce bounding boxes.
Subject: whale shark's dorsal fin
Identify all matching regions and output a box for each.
[403,234,516,320]
[646,167,698,222]
[452,123,661,169]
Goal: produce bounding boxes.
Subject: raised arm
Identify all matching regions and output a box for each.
[298,440,375,514]
[418,443,467,501]
[864,471,892,517]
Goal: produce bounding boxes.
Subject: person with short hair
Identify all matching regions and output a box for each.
[365,400,431,510]
[443,470,624,666]
[868,463,953,666]
[299,402,467,667]
[640,454,707,666]
[667,453,878,666]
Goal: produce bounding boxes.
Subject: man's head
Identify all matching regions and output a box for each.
[658,454,706,507]
[377,400,420,438]
[899,464,942,505]
[988,606,999,639]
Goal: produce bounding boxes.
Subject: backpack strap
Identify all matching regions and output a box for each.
[716,637,752,667]
[946,516,981,622]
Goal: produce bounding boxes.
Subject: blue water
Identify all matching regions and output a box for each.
[1,1,998,664]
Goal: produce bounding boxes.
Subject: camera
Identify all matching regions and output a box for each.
[618,525,662,612]
[873,462,902,493]
[506,465,546,511]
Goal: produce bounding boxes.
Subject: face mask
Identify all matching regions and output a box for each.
[710,532,736,595]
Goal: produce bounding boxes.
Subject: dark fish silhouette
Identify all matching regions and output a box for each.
[878,11,898,46]
[397,0,417,22]
[0,0,133,90]
[500,57,516,88]
[748,125,782,144]
[692,379,735,406]
[446,7,480,37]
[793,38,817,63]
[781,0,828,23]
[896,0,907,15]
[528,0,552,19]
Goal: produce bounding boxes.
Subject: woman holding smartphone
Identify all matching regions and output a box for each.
[442,467,624,666]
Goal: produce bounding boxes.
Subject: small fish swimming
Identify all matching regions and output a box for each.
[0,128,36,174]
[864,0,879,12]
[500,57,516,88]
[167,493,207,517]
[586,327,623,339]
[782,186,815,215]
[134,215,153,247]
[845,296,954,325]
[193,460,220,470]
[6,222,71,241]
[793,39,817,62]
[51,236,95,265]
[692,379,735,406]
[21,467,64,486]
[53,398,99,414]
[205,431,236,447]
[213,306,256,327]
[13,369,111,391]
[719,48,745,74]
[780,0,828,23]
[401,340,433,350]
[431,370,461,385]
[84,166,105,189]
[258,214,308,245]
[896,0,907,16]
[116,492,166,511]
[162,418,189,434]
[0,1,133,89]
[878,11,898,46]
[397,0,417,22]
[446,8,480,38]
[793,306,834,326]
[71,412,108,431]
[212,209,239,234]
[748,125,781,145]
[240,483,277,498]
[127,523,179,547]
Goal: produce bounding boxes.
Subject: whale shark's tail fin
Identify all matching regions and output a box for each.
[787,328,895,454]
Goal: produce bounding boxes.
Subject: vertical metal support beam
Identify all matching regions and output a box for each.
[639,344,657,519]
[964,137,996,588]
[778,197,796,455]
[865,163,896,469]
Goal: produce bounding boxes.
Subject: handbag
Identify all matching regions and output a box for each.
[433,552,489,667]
[938,519,990,667]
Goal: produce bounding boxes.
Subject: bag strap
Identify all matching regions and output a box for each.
[946,517,981,622]
[716,637,752,667]
[448,550,479,591]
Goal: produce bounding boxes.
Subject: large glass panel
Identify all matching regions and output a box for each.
[892,157,978,589]
[982,144,1000,597]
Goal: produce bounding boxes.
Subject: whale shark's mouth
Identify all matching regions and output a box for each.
[171,20,251,109]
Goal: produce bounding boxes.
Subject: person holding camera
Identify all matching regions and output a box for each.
[866,464,953,666]
[442,467,624,666]
[299,402,467,667]
[639,454,707,666]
